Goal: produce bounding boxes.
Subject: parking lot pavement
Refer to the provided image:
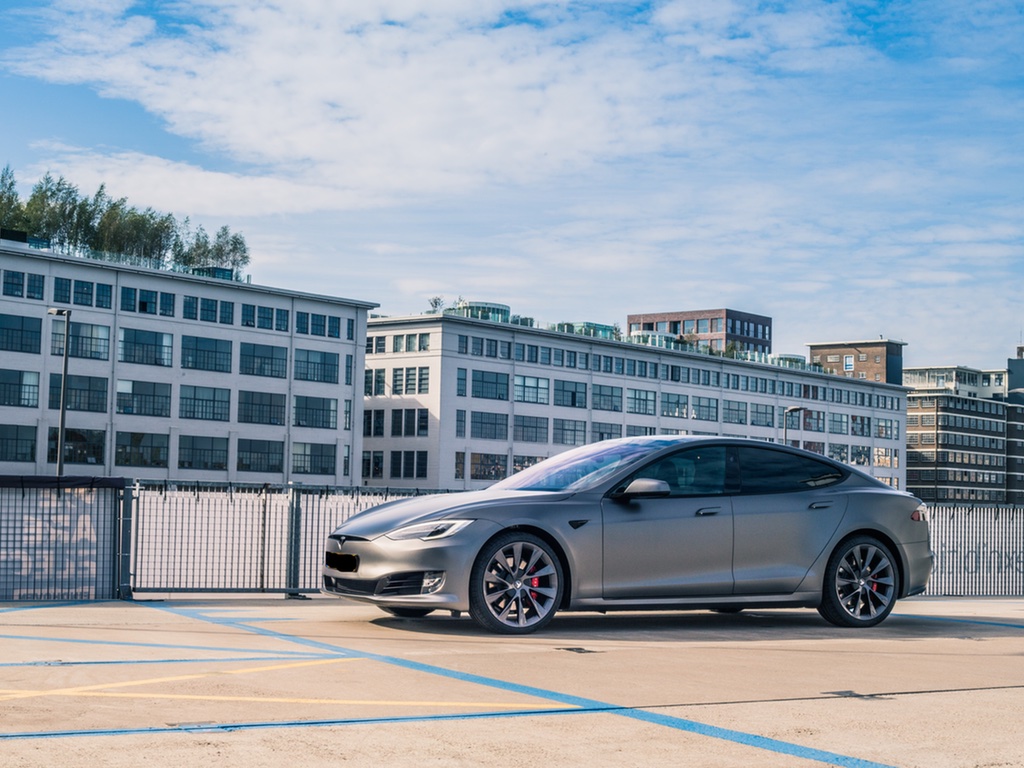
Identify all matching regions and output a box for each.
[2,596,1023,768]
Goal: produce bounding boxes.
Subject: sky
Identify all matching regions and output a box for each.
[1,0,1021,369]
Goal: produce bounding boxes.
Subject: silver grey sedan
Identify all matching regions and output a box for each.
[322,436,933,634]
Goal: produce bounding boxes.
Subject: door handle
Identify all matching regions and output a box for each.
[809,501,833,509]
[696,507,721,516]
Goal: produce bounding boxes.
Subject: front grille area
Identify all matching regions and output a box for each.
[378,572,426,596]
[324,551,359,572]
[322,575,377,596]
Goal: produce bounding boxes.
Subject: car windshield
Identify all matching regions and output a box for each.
[491,437,683,492]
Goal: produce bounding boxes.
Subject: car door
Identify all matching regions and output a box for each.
[601,445,734,598]
[730,445,849,594]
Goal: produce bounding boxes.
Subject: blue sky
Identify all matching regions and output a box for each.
[1,1,1021,368]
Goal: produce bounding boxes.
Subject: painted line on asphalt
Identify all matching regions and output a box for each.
[0,631,335,657]
[141,602,896,768]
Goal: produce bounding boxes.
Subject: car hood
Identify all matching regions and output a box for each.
[332,489,573,539]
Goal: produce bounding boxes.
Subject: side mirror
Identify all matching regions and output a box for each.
[611,478,671,500]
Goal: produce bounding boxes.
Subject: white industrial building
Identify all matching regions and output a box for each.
[0,237,375,482]
[363,304,908,490]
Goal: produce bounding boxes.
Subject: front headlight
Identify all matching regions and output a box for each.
[384,519,474,541]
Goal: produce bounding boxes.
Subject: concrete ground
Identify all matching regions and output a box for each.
[1,596,1023,767]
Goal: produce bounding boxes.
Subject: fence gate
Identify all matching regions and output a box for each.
[129,483,419,594]
[0,476,128,600]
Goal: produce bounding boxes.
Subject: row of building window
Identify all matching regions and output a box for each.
[0,317,353,383]
[0,424,348,475]
[360,450,428,480]
[909,396,1007,417]
[445,358,901,411]
[364,367,430,396]
[365,333,431,354]
[0,371,351,429]
[1,276,356,338]
[362,408,430,438]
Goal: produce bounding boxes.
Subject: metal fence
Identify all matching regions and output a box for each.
[2,476,1023,600]
[927,505,1024,596]
[0,476,128,600]
[129,482,435,594]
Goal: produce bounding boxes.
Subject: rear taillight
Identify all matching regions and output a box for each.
[911,503,929,523]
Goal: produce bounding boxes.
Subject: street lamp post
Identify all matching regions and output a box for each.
[48,307,71,477]
[783,406,806,447]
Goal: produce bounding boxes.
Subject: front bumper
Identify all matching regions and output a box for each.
[320,519,502,612]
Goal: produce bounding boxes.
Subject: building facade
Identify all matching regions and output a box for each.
[0,238,375,482]
[626,309,772,354]
[904,361,1024,505]
[808,339,907,385]
[363,312,906,490]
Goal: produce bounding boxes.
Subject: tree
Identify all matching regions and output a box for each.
[427,296,445,313]
[0,165,25,230]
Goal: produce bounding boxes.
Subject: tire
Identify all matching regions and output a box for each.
[381,607,435,618]
[818,536,899,628]
[469,531,564,634]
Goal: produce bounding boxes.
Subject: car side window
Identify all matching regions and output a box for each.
[736,446,845,494]
[633,446,728,496]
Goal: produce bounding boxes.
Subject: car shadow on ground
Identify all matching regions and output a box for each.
[370,605,1024,641]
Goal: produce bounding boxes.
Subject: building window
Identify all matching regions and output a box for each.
[120,286,136,312]
[0,424,36,462]
[0,369,39,407]
[391,408,429,437]
[94,283,111,308]
[362,409,385,437]
[626,388,655,416]
[470,411,508,440]
[183,296,199,319]
[276,308,290,332]
[115,432,169,468]
[241,304,256,327]
[2,270,24,297]
[73,280,93,306]
[471,453,507,481]
[692,396,718,421]
[514,375,549,404]
[456,409,466,438]
[851,415,871,437]
[591,421,622,441]
[160,292,175,317]
[200,298,218,322]
[390,450,427,479]
[514,415,548,443]
[179,385,231,421]
[829,413,849,434]
[240,342,287,378]
[553,418,586,445]
[417,366,429,394]
[52,277,71,304]
[554,380,587,408]
[181,336,232,372]
[362,450,384,479]
[454,452,465,480]
[802,409,825,432]
[472,370,508,400]
[828,443,850,463]
[238,390,286,425]
[118,328,172,366]
[296,312,308,334]
[294,349,339,383]
[293,443,337,475]
[592,384,622,412]
[178,435,228,470]
[311,314,327,336]
[138,290,158,314]
[220,301,234,325]
[48,374,108,412]
[293,395,338,429]
[0,314,42,354]
[723,400,747,425]
[457,368,467,396]
[257,306,273,329]
[53,320,110,360]
[237,439,284,473]
[48,427,105,466]
[751,403,774,427]
[116,380,171,417]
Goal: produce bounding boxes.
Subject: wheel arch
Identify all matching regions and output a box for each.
[481,524,574,610]
[831,528,908,598]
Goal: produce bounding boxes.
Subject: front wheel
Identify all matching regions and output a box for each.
[818,536,899,628]
[469,531,564,634]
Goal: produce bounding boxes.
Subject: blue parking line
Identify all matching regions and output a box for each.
[140,603,894,768]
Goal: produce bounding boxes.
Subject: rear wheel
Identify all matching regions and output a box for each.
[469,531,564,634]
[381,607,435,618]
[818,536,898,628]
